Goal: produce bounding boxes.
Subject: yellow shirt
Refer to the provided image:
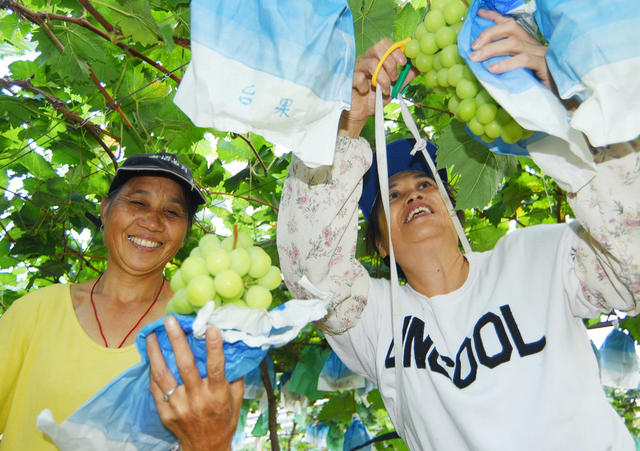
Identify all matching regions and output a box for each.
[0,284,140,450]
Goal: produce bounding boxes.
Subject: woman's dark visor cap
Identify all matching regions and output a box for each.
[359,138,446,221]
[108,153,207,211]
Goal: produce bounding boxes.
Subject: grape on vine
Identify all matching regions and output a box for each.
[403,0,532,143]
[166,227,282,315]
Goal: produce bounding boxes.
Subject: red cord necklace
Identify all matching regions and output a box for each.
[89,274,165,348]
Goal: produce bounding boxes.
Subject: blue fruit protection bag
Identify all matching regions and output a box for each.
[459,0,640,192]
[599,327,640,390]
[343,414,372,451]
[317,351,366,392]
[173,0,355,168]
[37,300,328,450]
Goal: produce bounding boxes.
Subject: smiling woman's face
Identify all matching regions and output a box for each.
[100,176,189,277]
[375,170,457,261]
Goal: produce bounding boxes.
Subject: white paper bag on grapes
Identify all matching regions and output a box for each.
[173,0,356,169]
[167,231,332,348]
[457,0,599,192]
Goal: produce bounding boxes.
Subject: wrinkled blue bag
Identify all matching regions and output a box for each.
[343,414,372,451]
[599,327,640,389]
[459,0,613,192]
[37,298,329,450]
[37,315,264,449]
[318,351,366,391]
[174,0,355,168]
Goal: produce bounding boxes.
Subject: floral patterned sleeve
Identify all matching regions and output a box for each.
[568,139,640,315]
[277,136,373,334]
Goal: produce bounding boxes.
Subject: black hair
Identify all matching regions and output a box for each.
[364,175,461,278]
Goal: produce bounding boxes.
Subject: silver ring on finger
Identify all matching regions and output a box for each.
[162,384,178,402]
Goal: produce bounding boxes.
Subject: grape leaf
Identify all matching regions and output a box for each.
[466,215,509,251]
[317,392,354,424]
[394,2,423,42]
[0,98,36,127]
[349,0,397,55]
[100,0,160,46]
[17,152,57,180]
[33,27,107,83]
[435,121,519,210]
[621,316,640,343]
[216,137,255,163]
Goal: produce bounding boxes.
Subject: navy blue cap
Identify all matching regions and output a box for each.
[108,153,206,213]
[359,138,446,221]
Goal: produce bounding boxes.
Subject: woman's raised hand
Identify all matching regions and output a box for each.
[147,317,244,451]
[339,39,418,138]
[469,9,553,91]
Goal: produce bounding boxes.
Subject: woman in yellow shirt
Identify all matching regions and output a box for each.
[0,153,243,450]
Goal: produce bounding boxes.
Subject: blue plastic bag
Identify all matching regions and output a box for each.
[303,422,330,448]
[459,0,597,192]
[318,351,366,391]
[37,299,329,450]
[174,0,355,168]
[343,414,372,451]
[37,315,265,449]
[599,328,640,389]
[243,354,276,399]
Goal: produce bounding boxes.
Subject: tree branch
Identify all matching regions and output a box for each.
[4,0,181,84]
[555,187,565,223]
[232,133,268,173]
[35,13,65,51]
[287,421,297,451]
[509,212,526,228]
[0,76,119,168]
[412,101,455,117]
[260,358,280,451]
[0,220,15,243]
[77,0,114,32]
[77,0,190,49]
[88,64,134,130]
[0,185,63,224]
[56,252,104,274]
[207,190,278,211]
[172,36,190,49]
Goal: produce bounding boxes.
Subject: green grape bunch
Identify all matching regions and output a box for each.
[166,229,282,315]
[404,0,533,144]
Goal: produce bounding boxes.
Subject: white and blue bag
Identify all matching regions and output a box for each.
[174,0,355,168]
[303,422,330,449]
[458,0,640,192]
[36,299,328,450]
[317,350,366,392]
[243,354,275,400]
[599,327,640,390]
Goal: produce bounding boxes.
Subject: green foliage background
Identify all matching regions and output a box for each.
[1,0,638,447]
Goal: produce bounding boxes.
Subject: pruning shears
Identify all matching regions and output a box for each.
[371,37,413,98]
[371,7,432,98]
